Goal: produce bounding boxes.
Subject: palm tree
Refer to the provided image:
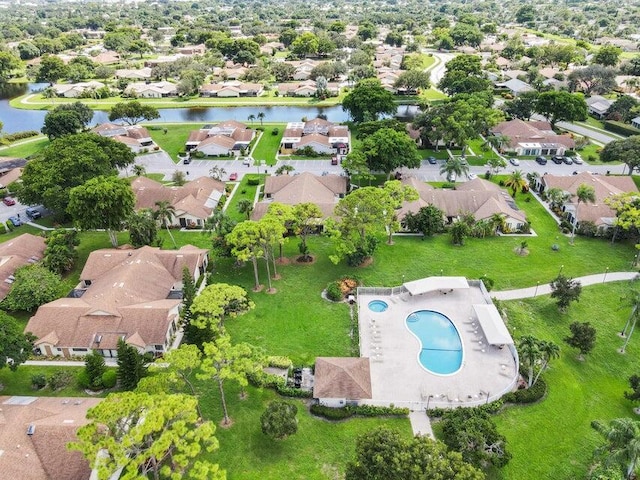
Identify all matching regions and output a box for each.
[504,170,528,197]
[482,134,509,153]
[518,335,541,388]
[546,187,571,211]
[439,157,469,183]
[532,340,560,386]
[237,199,254,220]
[154,200,177,248]
[247,114,256,125]
[257,112,265,126]
[570,183,596,245]
[274,164,295,175]
[489,213,506,234]
[592,418,640,479]
[209,165,227,180]
[132,164,146,177]
[620,290,640,353]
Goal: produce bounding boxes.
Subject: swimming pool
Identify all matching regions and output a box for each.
[406,310,463,375]
[368,300,389,312]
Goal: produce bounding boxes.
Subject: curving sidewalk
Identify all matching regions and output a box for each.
[492,272,639,301]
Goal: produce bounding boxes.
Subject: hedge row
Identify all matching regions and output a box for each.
[310,403,410,420]
[503,378,547,404]
[427,399,504,418]
[603,120,640,137]
[248,369,313,398]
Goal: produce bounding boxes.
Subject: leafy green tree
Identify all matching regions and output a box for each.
[516,5,535,23]
[535,91,588,128]
[291,32,319,57]
[227,221,265,290]
[618,289,640,354]
[41,110,83,139]
[381,180,419,244]
[153,200,177,248]
[532,340,561,386]
[450,23,483,47]
[504,170,528,197]
[52,101,94,126]
[568,65,618,95]
[272,62,296,82]
[116,338,146,391]
[570,183,597,244]
[591,418,640,480]
[108,100,160,125]
[70,392,224,480]
[600,137,640,175]
[502,91,539,121]
[257,216,286,287]
[485,157,507,177]
[0,311,35,370]
[237,198,254,220]
[342,150,373,185]
[593,45,623,67]
[43,228,79,274]
[68,176,135,247]
[438,54,491,95]
[17,42,40,61]
[518,335,541,387]
[342,78,397,123]
[188,283,254,347]
[359,128,422,179]
[198,334,260,425]
[291,202,323,260]
[403,205,445,238]
[393,70,430,92]
[3,265,63,312]
[441,407,511,469]
[450,219,471,246]
[565,321,597,360]
[36,54,67,84]
[84,351,106,389]
[550,274,582,312]
[345,426,484,480]
[16,133,135,215]
[357,21,377,41]
[261,401,298,440]
[607,96,640,123]
[127,209,159,247]
[625,375,640,404]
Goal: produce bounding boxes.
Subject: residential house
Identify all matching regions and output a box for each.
[399,177,527,231]
[313,357,372,408]
[177,44,206,56]
[497,78,535,96]
[25,245,209,358]
[0,233,46,301]
[0,395,102,480]
[222,65,248,80]
[277,80,340,97]
[0,165,23,190]
[632,116,640,129]
[490,119,575,156]
[51,81,105,98]
[537,172,638,232]
[124,81,178,98]
[251,172,348,220]
[144,54,188,67]
[93,51,120,65]
[260,41,285,55]
[199,81,264,98]
[279,118,350,155]
[495,56,511,70]
[185,120,255,156]
[502,69,528,80]
[586,95,613,119]
[114,67,152,80]
[92,123,156,153]
[131,176,226,227]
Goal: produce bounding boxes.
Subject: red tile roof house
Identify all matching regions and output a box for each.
[185,120,255,156]
[279,118,350,156]
[25,245,209,359]
[92,123,156,153]
[0,233,46,301]
[131,176,226,228]
[199,81,264,98]
[313,357,372,408]
[399,177,527,232]
[490,119,575,156]
[538,172,638,233]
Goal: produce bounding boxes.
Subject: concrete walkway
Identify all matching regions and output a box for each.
[492,272,639,301]
[409,411,434,438]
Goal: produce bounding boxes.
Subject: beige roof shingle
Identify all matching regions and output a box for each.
[313,357,372,399]
[0,234,46,300]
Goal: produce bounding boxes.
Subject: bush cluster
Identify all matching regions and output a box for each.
[310,404,410,420]
[427,399,504,418]
[0,130,39,144]
[246,175,260,186]
[325,281,343,301]
[603,120,640,137]
[503,379,547,404]
[267,355,293,369]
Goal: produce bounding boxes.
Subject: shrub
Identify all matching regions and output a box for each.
[482,277,495,291]
[5,221,12,232]
[326,281,343,301]
[503,378,546,404]
[246,175,260,186]
[267,355,293,369]
[603,120,640,137]
[31,374,46,390]
[577,220,598,237]
[193,150,205,158]
[101,369,117,388]
[271,128,279,135]
[1,130,39,143]
[310,404,353,420]
[275,384,313,398]
[427,399,504,417]
[48,370,74,391]
[255,126,265,131]
[310,404,409,420]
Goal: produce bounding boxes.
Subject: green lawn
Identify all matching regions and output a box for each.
[145,123,203,163]
[0,136,49,159]
[224,175,264,223]
[252,126,286,166]
[0,365,89,397]
[492,282,639,480]
[418,87,448,101]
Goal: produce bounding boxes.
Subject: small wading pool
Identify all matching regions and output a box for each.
[406,310,463,375]
[368,300,389,312]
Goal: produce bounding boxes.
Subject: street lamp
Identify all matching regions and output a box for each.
[603,267,609,283]
[426,394,434,410]
[558,264,564,277]
[534,281,539,297]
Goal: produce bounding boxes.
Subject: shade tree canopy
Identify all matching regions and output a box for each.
[600,137,640,175]
[342,78,397,123]
[108,100,160,125]
[0,311,35,371]
[535,91,588,128]
[358,128,422,179]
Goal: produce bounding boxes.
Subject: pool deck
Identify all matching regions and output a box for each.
[358,284,518,411]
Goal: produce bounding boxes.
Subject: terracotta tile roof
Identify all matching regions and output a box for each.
[491,119,575,149]
[187,130,209,143]
[0,234,46,300]
[0,395,102,480]
[125,126,151,139]
[313,357,372,399]
[197,135,236,150]
[296,133,330,148]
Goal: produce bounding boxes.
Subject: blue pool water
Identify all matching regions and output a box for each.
[406,310,463,375]
[368,300,389,312]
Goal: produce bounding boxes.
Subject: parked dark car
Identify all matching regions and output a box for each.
[535,156,548,165]
[427,156,437,165]
[562,156,573,165]
[331,156,338,165]
[25,207,41,219]
[551,155,564,164]
[183,156,191,165]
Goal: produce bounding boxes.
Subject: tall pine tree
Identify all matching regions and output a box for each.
[117,339,146,391]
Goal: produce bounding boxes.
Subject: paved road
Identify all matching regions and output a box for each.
[530,114,621,145]
[492,272,639,301]
[426,51,455,87]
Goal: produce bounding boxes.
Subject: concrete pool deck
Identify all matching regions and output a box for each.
[358,281,518,411]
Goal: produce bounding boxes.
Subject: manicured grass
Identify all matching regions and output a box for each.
[0,365,89,397]
[467,138,501,166]
[0,136,49,159]
[145,123,203,162]
[198,381,412,480]
[252,126,286,166]
[579,117,606,130]
[491,282,640,480]
[418,87,448,101]
[224,175,264,223]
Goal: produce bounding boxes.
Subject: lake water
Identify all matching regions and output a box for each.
[0,83,419,133]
